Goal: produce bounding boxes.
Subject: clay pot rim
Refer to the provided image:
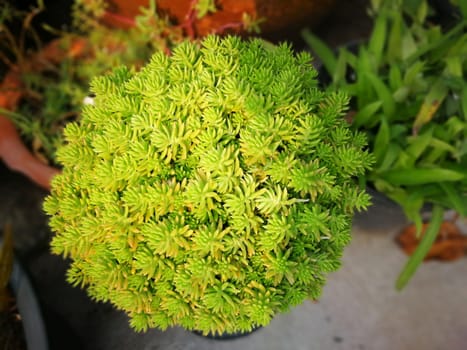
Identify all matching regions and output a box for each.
[0,36,89,190]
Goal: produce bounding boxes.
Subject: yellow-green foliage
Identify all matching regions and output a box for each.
[44,35,373,335]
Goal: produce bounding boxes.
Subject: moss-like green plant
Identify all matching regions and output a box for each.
[44,35,373,335]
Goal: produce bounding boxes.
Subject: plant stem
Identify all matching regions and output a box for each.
[395,204,444,290]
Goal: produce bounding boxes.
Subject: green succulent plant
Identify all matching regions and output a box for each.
[44,35,373,335]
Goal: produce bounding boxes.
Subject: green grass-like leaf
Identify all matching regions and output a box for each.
[396,205,444,290]
[301,28,337,76]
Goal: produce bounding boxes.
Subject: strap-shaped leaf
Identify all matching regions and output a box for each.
[396,205,444,290]
[415,0,429,24]
[403,61,425,86]
[445,55,463,78]
[406,21,465,63]
[386,10,403,62]
[365,71,396,118]
[373,116,390,163]
[439,183,467,217]
[388,64,403,91]
[406,126,433,161]
[380,167,466,186]
[301,29,337,77]
[401,192,424,235]
[332,48,352,86]
[368,13,387,67]
[429,138,459,158]
[460,1,467,19]
[356,47,374,108]
[377,143,401,172]
[413,79,448,132]
[462,85,467,120]
[353,101,382,127]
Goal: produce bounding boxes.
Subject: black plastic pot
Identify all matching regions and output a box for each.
[191,325,262,340]
[7,246,49,350]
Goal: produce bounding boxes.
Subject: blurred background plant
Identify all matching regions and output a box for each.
[303,0,467,289]
[0,1,44,76]
[0,0,265,166]
[0,0,178,164]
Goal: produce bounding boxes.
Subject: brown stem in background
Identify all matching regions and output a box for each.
[102,11,137,27]
[176,0,199,39]
[213,21,244,34]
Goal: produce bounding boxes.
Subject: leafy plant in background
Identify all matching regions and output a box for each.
[1,0,184,164]
[1,0,262,165]
[0,1,44,73]
[303,0,467,289]
[44,36,373,335]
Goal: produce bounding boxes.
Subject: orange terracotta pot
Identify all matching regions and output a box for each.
[0,37,90,190]
[102,0,336,38]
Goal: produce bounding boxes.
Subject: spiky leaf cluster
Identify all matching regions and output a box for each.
[44,35,373,335]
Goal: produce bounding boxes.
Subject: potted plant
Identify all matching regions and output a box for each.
[0,1,62,190]
[0,0,265,191]
[43,35,373,336]
[303,0,467,289]
[1,223,49,350]
[0,0,184,190]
